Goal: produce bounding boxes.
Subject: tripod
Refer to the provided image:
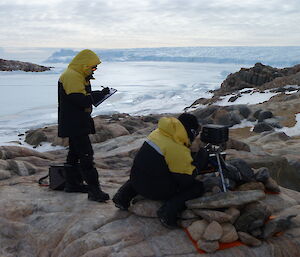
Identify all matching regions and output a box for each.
[205,144,228,192]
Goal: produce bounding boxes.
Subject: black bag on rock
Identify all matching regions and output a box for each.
[38,165,66,190]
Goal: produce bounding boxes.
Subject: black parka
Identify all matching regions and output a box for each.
[58,50,101,138]
[130,117,199,200]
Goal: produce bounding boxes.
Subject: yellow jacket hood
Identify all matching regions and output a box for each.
[157,117,190,146]
[68,49,101,76]
[148,117,195,175]
[59,49,101,95]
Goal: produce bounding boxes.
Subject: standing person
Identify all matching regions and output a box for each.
[58,49,110,202]
[112,113,205,228]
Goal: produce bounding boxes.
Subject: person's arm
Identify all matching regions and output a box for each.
[66,93,93,109]
[192,147,209,172]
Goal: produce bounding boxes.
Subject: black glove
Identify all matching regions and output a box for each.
[101,87,110,95]
[192,147,209,172]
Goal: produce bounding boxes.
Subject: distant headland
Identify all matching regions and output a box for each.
[0,58,52,72]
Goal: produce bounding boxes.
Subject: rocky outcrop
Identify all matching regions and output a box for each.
[0,58,52,72]
[214,62,300,96]
[24,113,158,147]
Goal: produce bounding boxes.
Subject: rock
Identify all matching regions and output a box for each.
[264,177,281,193]
[256,131,291,144]
[258,111,273,122]
[226,158,255,182]
[186,190,265,209]
[255,167,270,183]
[262,190,298,213]
[220,223,239,243]
[238,232,262,246]
[225,207,240,224]
[25,129,48,146]
[223,163,242,182]
[246,156,300,191]
[192,105,219,120]
[234,201,271,233]
[128,199,162,218]
[179,218,199,229]
[250,228,263,238]
[197,239,219,253]
[192,209,232,223]
[0,146,51,160]
[253,122,275,133]
[237,181,265,191]
[238,105,252,119]
[263,118,282,129]
[0,169,11,180]
[7,160,39,176]
[202,221,223,241]
[262,215,297,239]
[253,109,262,119]
[200,175,223,192]
[0,58,52,72]
[213,109,241,126]
[213,62,300,97]
[179,209,198,220]
[228,94,240,102]
[226,138,251,152]
[186,220,208,241]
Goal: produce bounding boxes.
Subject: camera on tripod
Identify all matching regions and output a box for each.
[200,124,229,146]
[200,124,229,192]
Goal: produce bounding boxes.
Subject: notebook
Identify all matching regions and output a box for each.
[91,88,117,107]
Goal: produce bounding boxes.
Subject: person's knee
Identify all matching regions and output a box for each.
[192,180,205,196]
[80,153,94,170]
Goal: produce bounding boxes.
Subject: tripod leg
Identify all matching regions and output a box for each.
[216,153,227,192]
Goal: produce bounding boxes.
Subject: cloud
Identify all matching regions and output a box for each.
[0,0,300,48]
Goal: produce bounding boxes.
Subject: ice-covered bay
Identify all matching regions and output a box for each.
[0,61,246,145]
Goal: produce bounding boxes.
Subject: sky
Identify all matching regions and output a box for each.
[0,0,300,49]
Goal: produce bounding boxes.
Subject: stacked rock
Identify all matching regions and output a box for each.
[128,158,296,254]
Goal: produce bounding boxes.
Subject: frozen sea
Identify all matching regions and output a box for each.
[0,61,246,145]
[1,46,300,149]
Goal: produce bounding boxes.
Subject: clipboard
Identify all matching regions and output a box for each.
[91,87,117,107]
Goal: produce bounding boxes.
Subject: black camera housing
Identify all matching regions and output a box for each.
[200,124,229,145]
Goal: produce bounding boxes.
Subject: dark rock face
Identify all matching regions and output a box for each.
[253,122,275,133]
[213,63,300,96]
[0,59,52,72]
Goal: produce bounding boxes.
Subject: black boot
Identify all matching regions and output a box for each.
[112,180,137,210]
[88,184,110,202]
[83,167,110,202]
[157,180,205,229]
[157,202,181,229]
[64,164,89,193]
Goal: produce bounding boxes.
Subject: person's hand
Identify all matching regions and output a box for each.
[101,87,110,95]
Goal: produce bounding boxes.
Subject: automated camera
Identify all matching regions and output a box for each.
[200,124,229,146]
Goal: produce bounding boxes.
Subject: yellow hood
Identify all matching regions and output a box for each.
[59,49,101,95]
[158,117,190,146]
[147,117,194,175]
[68,49,101,76]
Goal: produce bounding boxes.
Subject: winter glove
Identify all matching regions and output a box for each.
[192,147,209,172]
[101,87,110,95]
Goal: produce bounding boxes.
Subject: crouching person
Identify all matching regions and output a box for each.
[113,113,205,228]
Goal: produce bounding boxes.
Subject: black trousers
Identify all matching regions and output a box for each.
[66,135,99,186]
[117,178,203,214]
[67,135,94,169]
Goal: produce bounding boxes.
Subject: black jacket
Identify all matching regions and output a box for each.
[57,49,102,138]
[58,81,95,137]
[130,141,198,200]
